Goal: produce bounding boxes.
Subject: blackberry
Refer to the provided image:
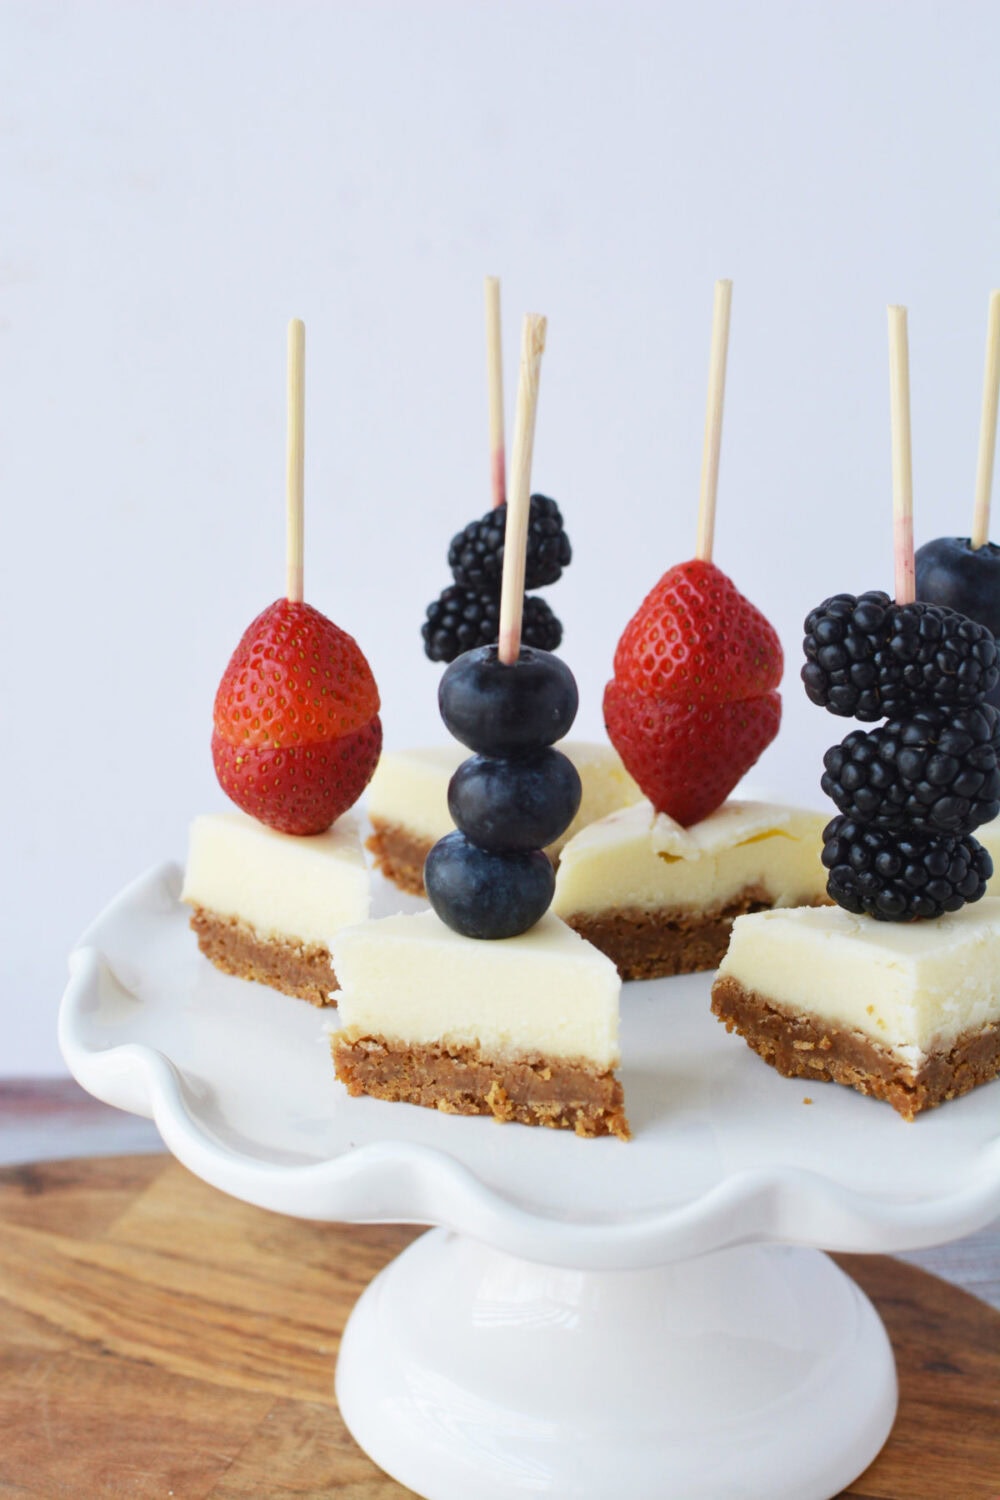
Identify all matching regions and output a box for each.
[802,592,999,720]
[821,814,992,921]
[422,585,562,663]
[822,704,1000,837]
[448,494,571,592]
[802,590,892,720]
[875,602,998,715]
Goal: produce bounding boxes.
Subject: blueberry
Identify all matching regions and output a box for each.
[916,536,1000,708]
[448,750,582,851]
[424,831,555,939]
[438,645,579,755]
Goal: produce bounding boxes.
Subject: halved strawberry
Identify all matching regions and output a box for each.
[212,598,381,834]
[613,558,783,705]
[603,678,781,827]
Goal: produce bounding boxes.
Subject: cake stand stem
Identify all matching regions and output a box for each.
[335,1228,897,1500]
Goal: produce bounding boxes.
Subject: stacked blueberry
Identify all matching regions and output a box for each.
[802,590,1000,920]
[422,495,571,663]
[424,644,583,938]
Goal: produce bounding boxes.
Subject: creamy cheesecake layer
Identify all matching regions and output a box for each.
[331,909,621,1068]
[553,800,828,918]
[182,810,370,948]
[717,898,1000,1068]
[366,741,641,859]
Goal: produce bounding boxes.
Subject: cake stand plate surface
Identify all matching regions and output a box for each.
[59,863,1000,1500]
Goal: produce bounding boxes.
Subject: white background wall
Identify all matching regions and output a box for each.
[3,0,1000,1074]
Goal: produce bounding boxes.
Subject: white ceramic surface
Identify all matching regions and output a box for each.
[336,1231,897,1500]
[60,861,1000,1273]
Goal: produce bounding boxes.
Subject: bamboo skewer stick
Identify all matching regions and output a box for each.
[695,279,733,563]
[485,276,506,510]
[888,305,916,605]
[498,314,547,664]
[972,289,1000,549]
[285,318,306,604]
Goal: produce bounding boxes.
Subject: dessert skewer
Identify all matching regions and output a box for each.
[714,302,1000,1119]
[182,319,381,1004]
[603,277,784,829]
[333,311,628,1138]
[558,281,828,985]
[426,312,581,941]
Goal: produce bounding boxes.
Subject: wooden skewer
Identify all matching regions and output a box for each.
[498,314,547,664]
[286,318,305,604]
[888,305,915,605]
[972,289,1000,549]
[695,278,733,562]
[485,276,506,509]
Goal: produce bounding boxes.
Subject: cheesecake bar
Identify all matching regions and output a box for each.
[182,810,370,1005]
[711,898,1000,1118]
[330,909,629,1138]
[552,799,829,980]
[366,741,641,895]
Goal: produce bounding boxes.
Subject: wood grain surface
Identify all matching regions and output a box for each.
[0,1154,997,1499]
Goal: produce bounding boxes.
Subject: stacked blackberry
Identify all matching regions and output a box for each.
[422,495,571,662]
[424,645,582,938]
[802,590,1000,920]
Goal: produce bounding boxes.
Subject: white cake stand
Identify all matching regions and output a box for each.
[59,863,1000,1500]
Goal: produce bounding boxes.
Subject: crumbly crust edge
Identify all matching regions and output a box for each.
[332,1030,630,1140]
[564,890,829,981]
[710,972,1000,1120]
[189,907,336,1007]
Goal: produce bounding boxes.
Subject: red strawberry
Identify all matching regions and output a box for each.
[212,598,381,835]
[604,679,782,828]
[613,558,782,704]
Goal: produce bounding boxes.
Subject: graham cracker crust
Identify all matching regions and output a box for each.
[333,1032,630,1140]
[711,974,1000,1120]
[565,887,828,981]
[190,908,337,1007]
[366,819,430,896]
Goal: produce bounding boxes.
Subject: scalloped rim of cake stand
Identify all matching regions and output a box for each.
[58,860,1000,1273]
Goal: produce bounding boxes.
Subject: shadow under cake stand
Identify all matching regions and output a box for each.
[59,863,1000,1500]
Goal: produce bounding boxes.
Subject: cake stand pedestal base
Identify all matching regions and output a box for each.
[336,1228,897,1500]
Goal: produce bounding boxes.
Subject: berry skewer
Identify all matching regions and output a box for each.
[604,278,784,827]
[422,280,571,663]
[425,312,583,940]
[803,302,999,921]
[211,318,382,836]
[915,290,1000,707]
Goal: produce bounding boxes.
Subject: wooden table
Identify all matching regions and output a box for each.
[0,1155,998,1498]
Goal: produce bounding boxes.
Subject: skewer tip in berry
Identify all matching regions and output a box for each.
[211,319,381,836]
